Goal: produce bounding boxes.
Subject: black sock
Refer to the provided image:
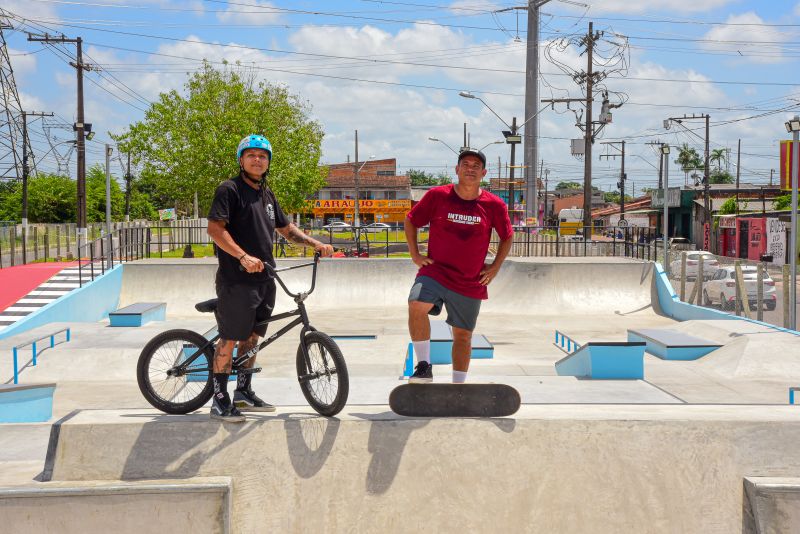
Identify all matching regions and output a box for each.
[213,373,229,398]
[236,371,251,392]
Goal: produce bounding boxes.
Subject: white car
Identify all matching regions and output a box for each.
[322,221,353,231]
[669,251,719,280]
[363,222,391,233]
[703,266,777,311]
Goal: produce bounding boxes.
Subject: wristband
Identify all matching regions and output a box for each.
[239,253,247,261]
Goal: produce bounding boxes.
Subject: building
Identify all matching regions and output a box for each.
[311,158,412,226]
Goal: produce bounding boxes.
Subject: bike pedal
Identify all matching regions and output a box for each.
[237,367,262,375]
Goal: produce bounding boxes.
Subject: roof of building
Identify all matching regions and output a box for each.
[321,158,410,189]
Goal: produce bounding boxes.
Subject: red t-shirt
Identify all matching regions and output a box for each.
[407,184,513,299]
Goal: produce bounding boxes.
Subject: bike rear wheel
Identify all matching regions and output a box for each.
[296,331,349,416]
[137,329,215,414]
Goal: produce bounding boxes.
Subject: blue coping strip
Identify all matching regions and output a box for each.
[791,387,799,405]
[0,264,123,341]
[0,384,56,423]
[627,330,720,361]
[653,262,800,337]
[554,342,646,379]
[109,303,166,327]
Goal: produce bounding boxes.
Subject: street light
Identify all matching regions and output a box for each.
[661,143,671,265]
[428,137,458,155]
[460,91,550,225]
[784,116,799,330]
[477,140,504,152]
[354,154,375,229]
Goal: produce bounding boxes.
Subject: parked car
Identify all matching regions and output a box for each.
[668,251,719,280]
[322,221,353,231]
[363,222,391,233]
[703,266,777,311]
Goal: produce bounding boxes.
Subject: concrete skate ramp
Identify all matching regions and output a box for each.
[45,406,800,533]
[118,258,657,317]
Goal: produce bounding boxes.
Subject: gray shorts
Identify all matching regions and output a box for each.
[408,276,481,331]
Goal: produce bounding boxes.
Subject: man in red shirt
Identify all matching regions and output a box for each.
[404,148,514,383]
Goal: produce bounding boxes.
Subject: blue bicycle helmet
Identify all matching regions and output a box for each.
[236,134,272,161]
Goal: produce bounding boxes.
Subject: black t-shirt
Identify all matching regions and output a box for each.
[208,174,289,285]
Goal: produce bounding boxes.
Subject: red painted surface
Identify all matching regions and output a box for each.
[747,218,767,261]
[0,262,78,312]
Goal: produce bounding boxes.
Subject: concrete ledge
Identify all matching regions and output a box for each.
[743,477,800,534]
[627,328,720,361]
[44,406,800,533]
[0,477,232,534]
[554,342,645,379]
[109,302,166,327]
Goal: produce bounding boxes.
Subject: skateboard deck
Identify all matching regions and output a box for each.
[389,383,521,417]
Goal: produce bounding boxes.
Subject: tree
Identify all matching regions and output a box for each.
[775,194,791,210]
[408,169,452,186]
[710,148,726,172]
[112,62,325,215]
[85,164,126,223]
[556,181,582,191]
[675,143,702,184]
[0,174,76,223]
[709,169,734,184]
[603,191,633,204]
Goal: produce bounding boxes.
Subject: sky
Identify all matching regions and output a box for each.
[1,0,800,198]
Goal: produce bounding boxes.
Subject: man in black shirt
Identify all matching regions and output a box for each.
[207,134,333,422]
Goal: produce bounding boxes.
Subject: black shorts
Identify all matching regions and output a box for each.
[214,281,276,341]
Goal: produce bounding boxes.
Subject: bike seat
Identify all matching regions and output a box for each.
[195,298,218,313]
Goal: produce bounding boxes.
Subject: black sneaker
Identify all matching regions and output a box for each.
[233,389,276,412]
[210,391,245,422]
[408,361,433,383]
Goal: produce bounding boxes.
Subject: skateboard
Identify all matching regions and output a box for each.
[389,383,521,417]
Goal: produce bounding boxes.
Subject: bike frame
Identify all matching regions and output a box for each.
[169,255,323,383]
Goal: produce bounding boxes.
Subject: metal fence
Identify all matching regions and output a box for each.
[664,249,798,330]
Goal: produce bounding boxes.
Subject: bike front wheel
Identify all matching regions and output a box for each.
[296,331,349,417]
[137,329,215,414]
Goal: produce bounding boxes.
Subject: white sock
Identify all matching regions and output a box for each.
[452,370,467,383]
[412,340,430,364]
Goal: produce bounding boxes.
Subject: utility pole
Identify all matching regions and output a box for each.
[664,113,711,222]
[353,129,360,228]
[507,117,520,224]
[125,151,132,221]
[21,111,53,264]
[582,22,598,236]
[600,140,626,221]
[524,0,551,225]
[735,139,741,215]
[28,33,92,237]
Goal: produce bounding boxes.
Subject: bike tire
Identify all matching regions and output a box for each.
[137,329,215,414]
[296,331,349,417]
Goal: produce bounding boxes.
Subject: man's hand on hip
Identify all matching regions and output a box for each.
[411,254,434,269]
[479,262,500,286]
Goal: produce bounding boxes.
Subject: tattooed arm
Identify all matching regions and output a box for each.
[276,223,334,257]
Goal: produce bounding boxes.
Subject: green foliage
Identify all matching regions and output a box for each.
[709,169,734,184]
[675,143,703,183]
[603,191,634,204]
[556,181,582,190]
[718,196,737,215]
[85,164,125,223]
[408,169,452,186]
[710,148,727,171]
[0,174,76,223]
[112,62,325,215]
[775,194,791,210]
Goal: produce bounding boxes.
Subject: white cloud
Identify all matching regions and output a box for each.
[702,12,791,64]
[7,48,37,78]
[216,0,281,25]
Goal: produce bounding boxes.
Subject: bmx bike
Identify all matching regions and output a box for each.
[136,253,349,417]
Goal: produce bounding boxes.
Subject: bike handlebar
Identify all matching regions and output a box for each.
[241,252,321,301]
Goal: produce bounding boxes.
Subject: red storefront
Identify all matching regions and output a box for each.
[734,217,767,261]
[717,215,736,257]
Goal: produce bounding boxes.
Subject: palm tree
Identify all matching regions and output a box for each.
[710,148,726,172]
[675,143,703,185]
